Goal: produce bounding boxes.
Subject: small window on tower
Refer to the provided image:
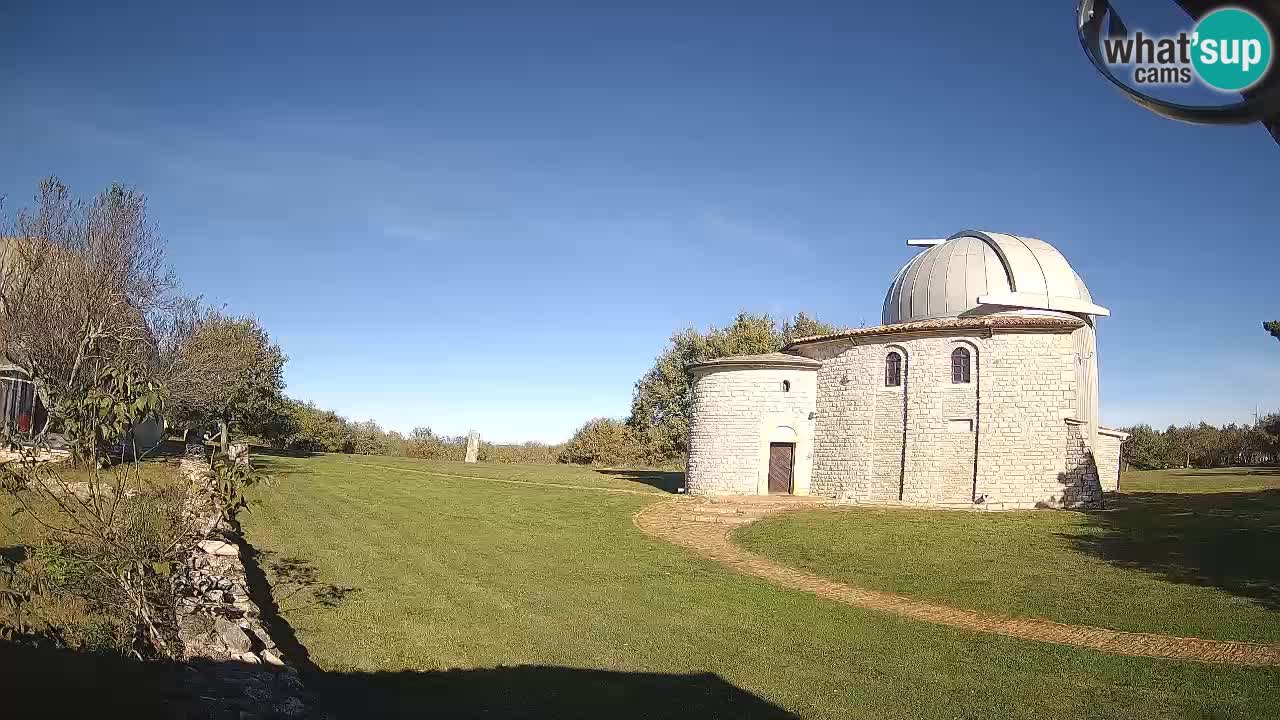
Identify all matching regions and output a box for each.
[885,352,902,387]
[782,380,791,392]
[951,347,971,384]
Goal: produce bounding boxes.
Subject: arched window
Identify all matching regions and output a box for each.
[781,380,791,392]
[885,352,902,387]
[951,347,971,384]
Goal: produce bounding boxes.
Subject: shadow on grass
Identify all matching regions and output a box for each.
[317,664,798,719]
[1064,488,1280,609]
[596,468,685,494]
[252,454,318,480]
[0,643,797,720]
[1157,467,1280,479]
[252,446,322,459]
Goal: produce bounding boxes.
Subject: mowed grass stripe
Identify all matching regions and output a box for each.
[337,457,665,496]
[241,455,1280,719]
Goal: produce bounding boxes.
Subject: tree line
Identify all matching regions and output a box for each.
[1119,418,1280,470]
[263,401,560,464]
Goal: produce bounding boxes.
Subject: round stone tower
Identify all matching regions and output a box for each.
[685,352,819,496]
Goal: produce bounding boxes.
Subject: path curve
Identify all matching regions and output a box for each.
[634,496,1280,668]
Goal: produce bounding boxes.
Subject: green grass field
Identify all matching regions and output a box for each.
[239,455,1280,719]
[736,467,1280,645]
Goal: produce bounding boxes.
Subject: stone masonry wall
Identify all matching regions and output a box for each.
[176,446,327,719]
[974,331,1080,509]
[796,328,1083,509]
[1061,422,1103,508]
[901,338,980,505]
[686,366,817,495]
[871,366,906,502]
[804,339,876,500]
[1096,432,1123,492]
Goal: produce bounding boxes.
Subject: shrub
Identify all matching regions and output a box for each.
[559,418,642,467]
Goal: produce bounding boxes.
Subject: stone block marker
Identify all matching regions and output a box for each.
[464,430,480,463]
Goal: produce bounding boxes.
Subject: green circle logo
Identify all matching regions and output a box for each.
[1192,7,1273,91]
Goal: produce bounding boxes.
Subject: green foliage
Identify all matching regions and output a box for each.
[277,399,355,453]
[404,426,461,460]
[350,419,391,456]
[628,312,837,459]
[1266,321,1280,343]
[162,312,288,437]
[208,456,267,522]
[480,442,561,465]
[1,462,188,658]
[1119,417,1280,469]
[559,418,642,466]
[32,543,91,592]
[55,366,163,464]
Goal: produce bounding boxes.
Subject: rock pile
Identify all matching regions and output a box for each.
[174,444,326,719]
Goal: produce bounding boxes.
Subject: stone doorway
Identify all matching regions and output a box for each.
[767,443,794,494]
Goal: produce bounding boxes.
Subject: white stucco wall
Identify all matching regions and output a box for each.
[686,365,817,495]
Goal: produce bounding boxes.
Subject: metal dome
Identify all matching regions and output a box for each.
[880,230,1109,325]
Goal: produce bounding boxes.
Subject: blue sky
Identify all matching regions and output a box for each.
[2,1,1277,442]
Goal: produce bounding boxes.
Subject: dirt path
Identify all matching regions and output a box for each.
[634,495,1280,668]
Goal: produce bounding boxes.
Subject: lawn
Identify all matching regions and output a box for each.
[736,467,1280,644]
[240,454,1280,719]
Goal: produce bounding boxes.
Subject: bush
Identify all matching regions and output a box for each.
[559,418,643,467]
[480,442,562,465]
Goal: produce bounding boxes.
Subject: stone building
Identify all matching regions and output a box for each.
[685,230,1128,510]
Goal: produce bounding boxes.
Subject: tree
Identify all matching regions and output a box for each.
[350,419,389,455]
[280,400,353,453]
[627,312,838,459]
[1266,321,1280,344]
[0,178,177,442]
[157,308,287,448]
[781,312,838,345]
[560,417,639,466]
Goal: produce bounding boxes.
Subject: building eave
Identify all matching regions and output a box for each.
[784,315,1085,350]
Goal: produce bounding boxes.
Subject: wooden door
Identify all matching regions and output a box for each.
[768,443,794,494]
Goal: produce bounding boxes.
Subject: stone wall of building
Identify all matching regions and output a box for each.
[1060,421,1103,508]
[1096,430,1125,492]
[686,366,817,495]
[972,330,1082,509]
[901,338,980,505]
[795,327,1085,509]
[802,339,876,500]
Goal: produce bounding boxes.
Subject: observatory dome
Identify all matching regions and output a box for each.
[881,231,1108,325]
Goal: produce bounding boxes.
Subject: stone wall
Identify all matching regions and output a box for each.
[686,366,817,495]
[175,446,326,719]
[973,330,1081,509]
[1096,430,1124,492]
[794,327,1086,509]
[1060,421,1103,508]
[901,339,979,505]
